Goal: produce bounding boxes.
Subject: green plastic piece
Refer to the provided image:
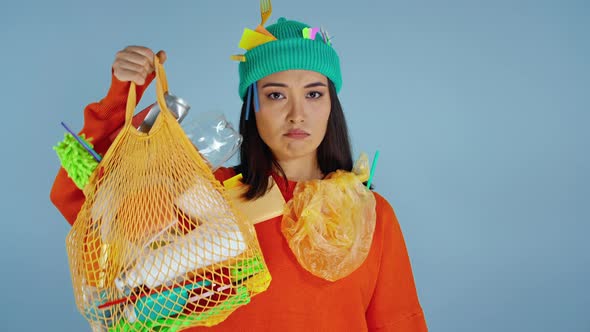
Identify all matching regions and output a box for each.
[53,133,99,189]
[110,286,250,332]
[230,256,265,283]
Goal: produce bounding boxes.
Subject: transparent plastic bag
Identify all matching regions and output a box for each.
[281,153,377,281]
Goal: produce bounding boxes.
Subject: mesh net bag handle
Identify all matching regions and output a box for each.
[66,56,271,332]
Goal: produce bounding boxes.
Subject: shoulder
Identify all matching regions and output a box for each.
[372,191,397,224]
[370,191,404,243]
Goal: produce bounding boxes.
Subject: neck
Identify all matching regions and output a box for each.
[275,154,323,182]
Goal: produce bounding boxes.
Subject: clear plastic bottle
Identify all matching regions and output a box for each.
[181,112,242,171]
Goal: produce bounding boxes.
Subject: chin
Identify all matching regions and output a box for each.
[280,147,318,160]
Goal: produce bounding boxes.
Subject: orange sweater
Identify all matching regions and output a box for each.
[50,74,428,331]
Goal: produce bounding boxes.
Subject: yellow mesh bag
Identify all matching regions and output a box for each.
[281,153,377,282]
[66,57,271,331]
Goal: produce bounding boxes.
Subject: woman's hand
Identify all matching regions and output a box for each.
[112,46,167,85]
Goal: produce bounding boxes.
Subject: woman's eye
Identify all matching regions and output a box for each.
[306,91,324,99]
[267,92,284,100]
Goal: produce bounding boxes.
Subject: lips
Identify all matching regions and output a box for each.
[284,128,310,138]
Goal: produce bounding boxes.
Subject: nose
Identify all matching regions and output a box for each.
[286,96,305,124]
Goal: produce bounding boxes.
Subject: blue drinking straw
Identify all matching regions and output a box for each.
[253,81,260,112]
[60,122,102,162]
[245,84,253,121]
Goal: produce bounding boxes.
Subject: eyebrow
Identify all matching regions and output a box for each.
[261,82,328,89]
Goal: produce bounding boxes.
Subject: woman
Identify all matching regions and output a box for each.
[51,16,427,331]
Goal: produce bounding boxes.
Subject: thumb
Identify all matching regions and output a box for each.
[156,50,167,64]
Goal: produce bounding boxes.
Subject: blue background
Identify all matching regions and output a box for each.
[1,0,588,331]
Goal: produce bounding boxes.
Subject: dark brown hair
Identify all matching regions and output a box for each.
[234,79,354,200]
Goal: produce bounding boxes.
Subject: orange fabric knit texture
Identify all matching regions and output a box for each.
[49,73,428,331]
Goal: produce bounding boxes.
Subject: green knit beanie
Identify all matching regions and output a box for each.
[238,17,342,100]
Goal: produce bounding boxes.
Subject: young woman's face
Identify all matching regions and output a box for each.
[254,70,331,162]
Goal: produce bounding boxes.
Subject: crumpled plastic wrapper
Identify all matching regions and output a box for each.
[281,153,377,281]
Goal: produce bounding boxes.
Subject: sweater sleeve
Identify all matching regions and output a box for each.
[366,194,428,332]
[49,71,156,225]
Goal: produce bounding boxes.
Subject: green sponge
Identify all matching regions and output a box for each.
[53,133,99,189]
